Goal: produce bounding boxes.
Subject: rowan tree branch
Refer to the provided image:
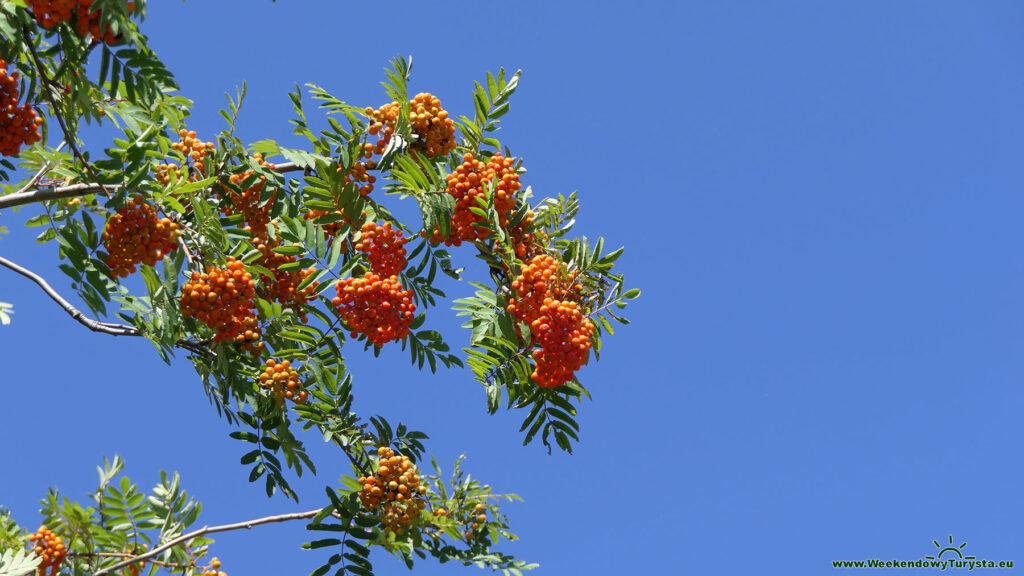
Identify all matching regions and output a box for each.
[0,163,302,210]
[0,255,139,336]
[0,255,214,357]
[91,508,324,576]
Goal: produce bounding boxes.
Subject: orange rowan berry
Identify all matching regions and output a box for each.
[0,60,43,157]
[506,254,562,325]
[102,195,180,278]
[257,358,308,406]
[507,210,545,259]
[156,129,215,186]
[27,0,75,29]
[358,448,425,534]
[355,222,408,277]
[337,161,376,196]
[201,557,225,576]
[367,93,456,158]
[429,153,521,246]
[180,257,258,343]
[28,526,65,576]
[251,236,318,323]
[214,154,276,236]
[72,0,133,44]
[529,299,594,388]
[331,273,416,347]
[233,315,264,355]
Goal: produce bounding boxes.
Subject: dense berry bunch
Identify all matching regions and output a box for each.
[426,502,489,543]
[0,60,43,157]
[305,209,352,242]
[215,154,276,236]
[180,258,257,343]
[75,0,132,44]
[102,195,181,278]
[233,315,264,355]
[28,0,130,42]
[155,129,214,185]
[430,154,521,246]
[201,557,225,576]
[367,93,457,158]
[27,0,75,29]
[507,209,544,259]
[358,447,427,533]
[529,299,594,388]
[28,526,65,576]
[507,254,562,324]
[332,273,416,346]
[355,222,408,276]
[253,236,319,322]
[342,159,377,196]
[257,359,308,406]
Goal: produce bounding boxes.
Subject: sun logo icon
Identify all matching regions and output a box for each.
[926,535,976,561]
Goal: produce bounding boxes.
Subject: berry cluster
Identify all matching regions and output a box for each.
[0,60,43,157]
[201,557,225,576]
[233,316,264,355]
[252,236,319,323]
[155,129,214,185]
[102,195,181,278]
[332,273,416,347]
[180,258,257,343]
[528,299,594,388]
[427,502,490,543]
[341,159,377,197]
[305,209,352,242]
[28,526,65,576]
[215,154,276,236]
[27,1,75,29]
[507,209,544,259]
[257,359,308,406]
[507,255,562,324]
[358,447,427,533]
[355,222,408,277]
[29,1,132,44]
[367,93,457,158]
[506,255,593,387]
[429,154,521,246]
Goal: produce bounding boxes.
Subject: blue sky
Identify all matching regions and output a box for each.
[2,1,1024,574]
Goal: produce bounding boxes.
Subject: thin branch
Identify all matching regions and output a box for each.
[91,508,324,576]
[0,255,139,336]
[0,162,302,210]
[0,255,214,357]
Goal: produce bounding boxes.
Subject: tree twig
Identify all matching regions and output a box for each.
[91,508,324,576]
[0,255,139,336]
[0,163,302,210]
[0,255,214,357]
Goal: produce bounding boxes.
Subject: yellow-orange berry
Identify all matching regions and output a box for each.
[331,273,416,347]
[180,257,257,343]
[214,154,276,236]
[102,195,180,278]
[368,93,456,158]
[0,60,43,157]
[257,358,308,406]
[355,222,408,277]
[430,153,521,246]
[28,526,65,576]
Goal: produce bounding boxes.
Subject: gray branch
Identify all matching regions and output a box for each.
[0,162,301,210]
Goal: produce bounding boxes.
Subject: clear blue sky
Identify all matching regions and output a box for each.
[2,1,1024,574]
